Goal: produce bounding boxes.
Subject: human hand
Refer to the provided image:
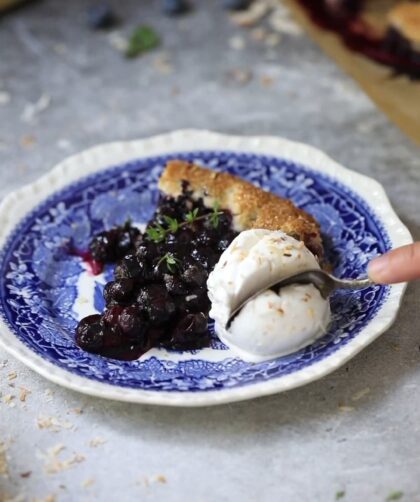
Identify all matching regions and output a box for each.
[368,242,420,284]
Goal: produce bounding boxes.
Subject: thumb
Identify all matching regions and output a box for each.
[368,242,420,284]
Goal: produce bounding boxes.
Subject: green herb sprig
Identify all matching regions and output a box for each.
[209,200,221,228]
[157,252,180,273]
[184,208,199,224]
[146,201,223,244]
[125,25,160,58]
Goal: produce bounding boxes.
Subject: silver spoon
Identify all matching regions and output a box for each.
[226,269,373,327]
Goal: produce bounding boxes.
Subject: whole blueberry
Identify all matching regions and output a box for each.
[114,254,145,280]
[181,264,207,287]
[191,247,218,270]
[115,227,139,258]
[87,3,118,29]
[184,287,210,313]
[163,274,188,295]
[222,0,251,10]
[167,313,210,349]
[118,306,147,341]
[89,229,119,262]
[162,0,190,16]
[137,284,176,325]
[76,314,104,351]
[102,305,125,326]
[103,279,135,305]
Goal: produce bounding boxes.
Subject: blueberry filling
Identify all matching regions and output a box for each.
[297,0,420,79]
[75,183,237,360]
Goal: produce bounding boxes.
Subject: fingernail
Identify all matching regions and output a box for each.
[367,254,388,281]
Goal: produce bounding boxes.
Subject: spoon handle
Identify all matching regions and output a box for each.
[332,276,373,289]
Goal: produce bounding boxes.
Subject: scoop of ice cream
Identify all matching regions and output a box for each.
[207,229,331,362]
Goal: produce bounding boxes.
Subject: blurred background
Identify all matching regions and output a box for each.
[1,0,418,203]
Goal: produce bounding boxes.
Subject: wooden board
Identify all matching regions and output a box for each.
[284,0,420,145]
[0,0,23,11]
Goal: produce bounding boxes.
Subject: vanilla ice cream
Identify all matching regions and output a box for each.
[207,229,330,362]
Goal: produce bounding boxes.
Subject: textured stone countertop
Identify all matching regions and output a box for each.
[0,1,420,501]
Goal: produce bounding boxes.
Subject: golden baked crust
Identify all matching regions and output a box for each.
[388,3,420,48]
[158,160,323,258]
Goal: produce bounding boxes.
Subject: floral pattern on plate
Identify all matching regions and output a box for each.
[0,151,390,392]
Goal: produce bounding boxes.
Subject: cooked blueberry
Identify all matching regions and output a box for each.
[137,284,167,306]
[101,324,124,348]
[89,223,140,263]
[102,305,125,326]
[184,288,210,312]
[181,264,207,287]
[136,284,176,324]
[148,301,175,325]
[76,314,104,351]
[103,279,135,305]
[191,247,218,269]
[166,313,210,349]
[193,230,213,247]
[177,229,194,246]
[163,274,188,295]
[115,229,139,258]
[114,254,145,280]
[118,306,147,340]
[79,193,238,359]
[217,239,231,253]
[148,327,166,346]
[89,230,118,262]
[135,244,149,261]
[164,232,177,245]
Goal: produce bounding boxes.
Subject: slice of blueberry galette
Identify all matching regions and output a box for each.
[75,160,323,360]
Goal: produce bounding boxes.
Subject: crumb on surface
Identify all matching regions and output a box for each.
[19,134,36,148]
[88,437,106,448]
[351,387,371,402]
[0,441,9,476]
[36,415,74,432]
[18,387,30,402]
[43,447,85,475]
[82,477,95,488]
[67,407,83,415]
[32,494,56,502]
[226,67,253,86]
[337,403,354,412]
[260,74,274,87]
[229,35,246,50]
[153,52,173,74]
[3,394,15,405]
[230,1,268,27]
[154,474,167,484]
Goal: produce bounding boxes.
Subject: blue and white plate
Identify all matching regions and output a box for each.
[0,130,411,406]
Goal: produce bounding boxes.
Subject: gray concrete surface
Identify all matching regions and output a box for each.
[1,1,420,501]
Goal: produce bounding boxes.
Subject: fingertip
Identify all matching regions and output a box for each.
[367,254,388,283]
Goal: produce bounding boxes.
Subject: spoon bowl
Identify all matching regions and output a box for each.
[226,269,373,328]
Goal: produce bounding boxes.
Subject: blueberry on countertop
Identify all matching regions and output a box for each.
[87,3,118,29]
[222,0,251,10]
[162,0,190,16]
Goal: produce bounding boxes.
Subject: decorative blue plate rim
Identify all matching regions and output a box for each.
[0,130,412,406]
